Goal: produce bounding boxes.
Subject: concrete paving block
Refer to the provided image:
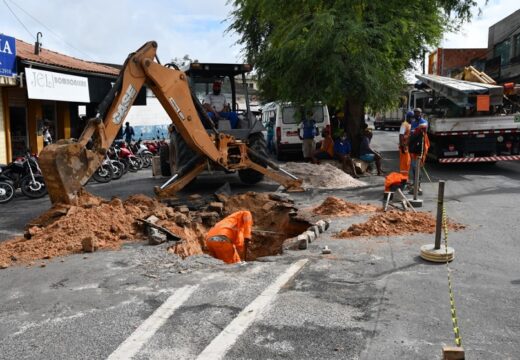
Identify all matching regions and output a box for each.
[297,234,308,250]
[310,226,320,238]
[305,230,316,243]
[323,219,331,231]
[315,220,326,233]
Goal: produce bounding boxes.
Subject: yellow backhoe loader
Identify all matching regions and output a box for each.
[39,41,302,205]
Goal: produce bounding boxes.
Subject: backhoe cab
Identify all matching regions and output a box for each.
[39,41,302,205]
[160,62,267,185]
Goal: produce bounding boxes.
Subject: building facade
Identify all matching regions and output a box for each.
[0,36,119,163]
[486,9,520,83]
[428,48,487,78]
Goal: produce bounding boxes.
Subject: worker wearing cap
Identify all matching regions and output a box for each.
[398,111,413,177]
[408,108,430,194]
[205,211,253,264]
[203,81,239,128]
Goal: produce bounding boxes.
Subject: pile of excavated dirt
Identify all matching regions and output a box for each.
[281,162,365,189]
[0,192,209,268]
[313,196,379,217]
[218,192,310,260]
[0,190,311,268]
[335,210,465,238]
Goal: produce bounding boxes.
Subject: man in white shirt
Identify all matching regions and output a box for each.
[203,81,229,113]
[202,81,238,128]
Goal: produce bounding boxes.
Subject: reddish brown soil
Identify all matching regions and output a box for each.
[336,210,465,238]
[0,191,310,268]
[0,192,208,268]
[313,196,379,217]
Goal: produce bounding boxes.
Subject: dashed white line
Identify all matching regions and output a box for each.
[196,259,308,360]
[107,285,198,360]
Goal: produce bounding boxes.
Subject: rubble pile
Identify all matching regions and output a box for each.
[336,210,465,238]
[313,196,379,217]
[0,190,310,268]
[0,192,209,268]
[281,162,365,189]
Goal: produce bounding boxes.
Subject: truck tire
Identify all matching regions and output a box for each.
[238,133,268,184]
[159,144,171,176]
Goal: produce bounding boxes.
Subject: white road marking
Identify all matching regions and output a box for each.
[107,285,198,360]
[196,259,309,360]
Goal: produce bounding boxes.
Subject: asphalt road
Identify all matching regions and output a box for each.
[1,130,519,359]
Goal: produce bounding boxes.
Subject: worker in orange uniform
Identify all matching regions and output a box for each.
[408,108,430,194]
[311,127,334,164]
[399,111,413,178]
[205,211,253,264]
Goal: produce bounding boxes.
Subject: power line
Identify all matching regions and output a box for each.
[2,0,35,41]
[5,0,96,61]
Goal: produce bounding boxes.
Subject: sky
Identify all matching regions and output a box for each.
[0,0,518,67]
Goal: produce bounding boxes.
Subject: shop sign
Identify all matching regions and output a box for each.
[0,34,16,76]
[26,68,90,102]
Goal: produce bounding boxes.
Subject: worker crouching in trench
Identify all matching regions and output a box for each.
[205,211,253,264]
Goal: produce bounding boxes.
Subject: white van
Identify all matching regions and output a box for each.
[261,102,330,160]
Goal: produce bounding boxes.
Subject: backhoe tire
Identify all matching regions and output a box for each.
[159,144,171,176]
[238,133,268,184]
[169,131,197,174]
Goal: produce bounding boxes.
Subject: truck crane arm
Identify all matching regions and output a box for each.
[39,41,302,205]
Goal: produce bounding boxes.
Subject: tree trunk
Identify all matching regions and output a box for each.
[343,97,365,157]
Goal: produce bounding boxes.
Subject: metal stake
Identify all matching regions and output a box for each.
[434,180,445,250]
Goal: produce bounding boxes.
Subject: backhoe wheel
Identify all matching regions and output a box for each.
[238,133,268,184]
[159,144,171,176]
[169,131,197,173]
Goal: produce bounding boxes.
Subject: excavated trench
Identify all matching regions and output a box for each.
[217,192,310,261]
[0,191,311,268]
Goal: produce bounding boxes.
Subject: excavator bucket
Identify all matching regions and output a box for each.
[39,140,101,204]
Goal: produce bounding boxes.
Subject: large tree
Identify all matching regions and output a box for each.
[227,0,478,153]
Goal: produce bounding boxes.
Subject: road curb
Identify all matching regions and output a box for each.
[283,219,330,251]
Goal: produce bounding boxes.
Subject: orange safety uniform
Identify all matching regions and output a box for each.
[384,172,409,192]
[399,121,411,176]
[320,135,335,157]
[205,211,253,264]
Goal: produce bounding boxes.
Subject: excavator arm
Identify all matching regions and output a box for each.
[39,41,302,205]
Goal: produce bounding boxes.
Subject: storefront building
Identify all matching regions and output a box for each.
[0,36,119,163]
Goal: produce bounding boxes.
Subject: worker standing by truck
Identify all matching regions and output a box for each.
[205,211,253,264]
[399,111,413,177]
[408,108,429,194]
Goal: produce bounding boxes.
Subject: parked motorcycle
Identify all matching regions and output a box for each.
[115,141,142,172]
[0,152,47,198]
[0,176,15,204]
[131,139,153,168]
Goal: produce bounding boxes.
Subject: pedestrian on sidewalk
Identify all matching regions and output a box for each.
[205,211,253,264]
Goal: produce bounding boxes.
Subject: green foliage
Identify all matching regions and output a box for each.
[227,0,478,112]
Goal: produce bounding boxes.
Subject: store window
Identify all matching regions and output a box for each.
[41,102,57,144]
[494,39,511,66]
[9,107,28,158]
